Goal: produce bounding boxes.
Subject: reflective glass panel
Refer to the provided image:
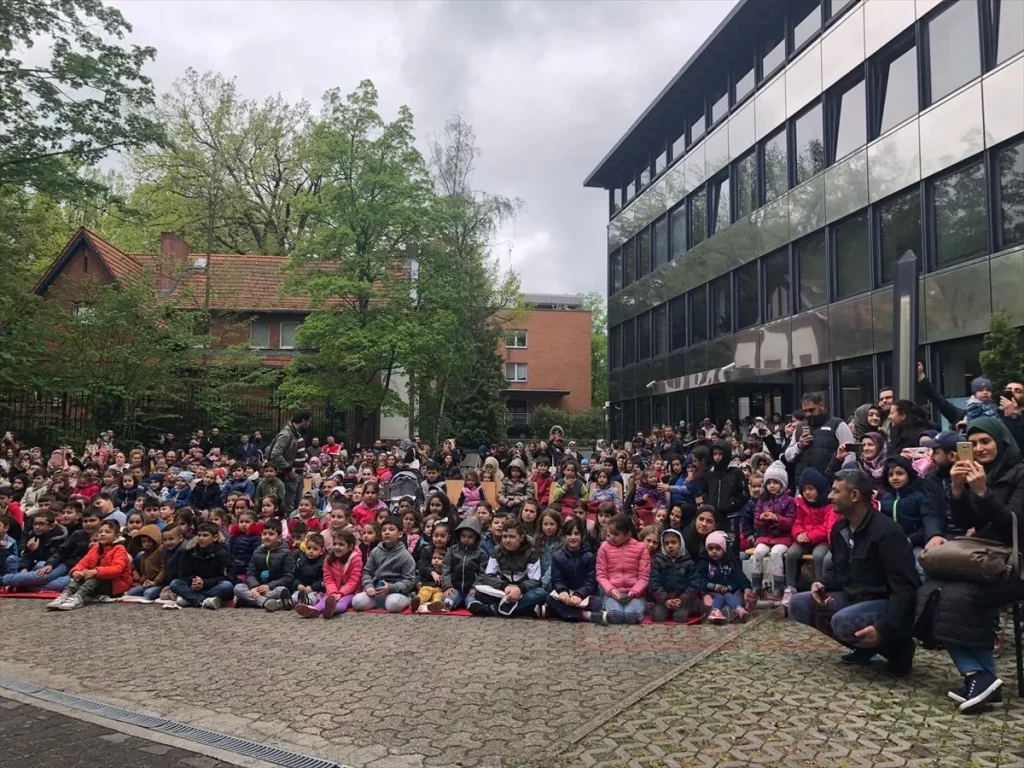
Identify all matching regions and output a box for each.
[799,365,831,407]
[670,295,687,350]
[792,0,821,50]
[937,336,984,397]
[795,103,825,184]
[764,249,791,320]
[995,0,1024,63]
[612,187,622,214]
[711,86,729,124]
[831,0,856,15]
[611,325,622,369]
[626,179,636,202]
[653,216,669,268]
[879,188,921,284]
[638,227,652,278]
[638,311,652,360]
[655,150,668,175]
[934,160,988,267]
[928,0,980,104]
[834,211,871,299]
[711,175,731,233]
[1001,141,1024,246]
[611,249,623,294]
[690,287,708,344]
[763,129,789,203]
[832,79,866,163]
[670,203,687,260]
[712,275,732,337]
[691,189,707,246]
[736,261,760,329]
[653,304,668,356]
[797,232,828,309]
[878,45,918,136]
[639,164,651,190]
[838,357,873,418]
[762,23,787,76]
[735,60,756,101]
[691,111,706,144]
[623,238,636,286]
[736,151,758,219]
[671,130,686,161]
[623,318,636,365]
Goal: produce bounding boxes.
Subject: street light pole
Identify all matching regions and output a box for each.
[892,250,919,402]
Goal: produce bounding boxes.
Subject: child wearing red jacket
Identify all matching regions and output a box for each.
[750,461,795,601]
[294,530,362,619]
[781,468,835,607]
[47,520,131,611]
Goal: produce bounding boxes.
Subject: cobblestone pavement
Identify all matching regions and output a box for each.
[554,617,1024,768]
[0,696,238,768]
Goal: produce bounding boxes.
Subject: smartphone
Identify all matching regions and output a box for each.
[843,442,862,453]
[1002,389,1015,402]
[906,446,929,459]
[956,441,974,462]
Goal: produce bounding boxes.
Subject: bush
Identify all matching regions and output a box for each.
[529,405,605,444]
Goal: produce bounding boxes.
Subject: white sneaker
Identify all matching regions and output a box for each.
[161,602,182,610]
[46,594,70,610]
[56,595,84,611]
[781,586,797,608]
[200,597,221,610]
[175,597,189,608]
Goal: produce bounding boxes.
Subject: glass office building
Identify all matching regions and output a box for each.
[587,0,1024,437]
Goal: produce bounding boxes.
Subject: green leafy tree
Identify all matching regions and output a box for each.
[980,309,1024,389]
[581,293,607,408]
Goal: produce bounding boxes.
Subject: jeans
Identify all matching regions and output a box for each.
[127,584,163,600]
[283,476,301,515]
[232,583,288,607]
[784,543,830,587]
[352,592,411,612]
[710,591,743,611]
[945,642,998,678]
[546,593,603,622]
[4,554,20,575]
[751,542,787,579]
[443,589,468,610]
[474,587,547,617]
[2,562,70,591]
[788,591,914,667]
[171,579,235,606]
[602,591,645,624]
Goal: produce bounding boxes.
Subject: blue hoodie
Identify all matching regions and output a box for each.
[879,456,929,547]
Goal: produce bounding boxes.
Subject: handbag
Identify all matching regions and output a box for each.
[919,510,1020,584]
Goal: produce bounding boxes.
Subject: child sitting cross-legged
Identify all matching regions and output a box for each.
[596,514,651,625]
[352,515,416,613]
[544,517,601,623]
[48,520,131,611]
[415,547,446,612]
[468,515,547,618]
[291,532,325,607]
[649,528,700,622]
[169,522,235,609]
[294,530,362,619]
[126,525,164,600]
[435,518,488,613]
[696,530,753,624]
[233,518,297,611]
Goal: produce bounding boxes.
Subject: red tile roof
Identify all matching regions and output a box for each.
[79,230,144,281]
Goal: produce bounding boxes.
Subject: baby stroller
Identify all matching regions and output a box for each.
[385,468,424,514]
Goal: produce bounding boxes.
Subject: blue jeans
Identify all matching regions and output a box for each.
[443,589,467,610]
[602,591,645,624]
[4,554,19,575]
[945,642,998,678]
[127,585,163,599]
[546,592,603,621]
[710,591,743,611]
[475,587,547,617]
[2,561,70,591]
[170,578,235,607]
[788,591,891,646]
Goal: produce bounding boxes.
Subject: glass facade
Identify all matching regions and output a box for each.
[598,0,1024,435]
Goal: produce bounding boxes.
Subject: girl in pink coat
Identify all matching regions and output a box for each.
[295,530,362,619]
[596,514,651,625]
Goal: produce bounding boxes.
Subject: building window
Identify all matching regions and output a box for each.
[927,0,981,105]
[710,84,729,125]
[637,227,652,278]
[505,329,528,348]
[838,357,874,420]
[762,19,787,78]
[655,149,668,175]
[834,211,871,299]
[249,320,270,349]
[831,0,857,17]
[711,275,732,337]
[764,249,791,321]
[611,249,622,294]
[690,188,707,247]
[736,261,760,329]
[690,110,706,145]
[797,232,828,310]
[280,321,301,349]
[936,335,985,397]
[639,162,651,191]
[794,103,825,184]
[653,304,668,356]
[735,151,758,219]
[710,174,731,234]
[626,179,636,203]
[670,203,687,260]
[827,78,866,165]
[873,42,918,137]
[622,239,635,286]
[505,363,528,383]
[993,0,1024,64]
[734,58,756,103]
[799,364,831,408]
[638,311,652,360]
[611,188,621,216]
[671,129,686,162]
[623,318,636,366]
[72,302,95,319]
[878,188,922,285]
[690,287,708,344]
[669,295,687,350]
[653,215,669,269]
[934,160,988,268]
[611,325,623,369]
[999,140,1024,247]
[762,128,789,203]
[792,0,821,51]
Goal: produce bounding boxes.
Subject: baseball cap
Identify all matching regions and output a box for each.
[921,430,961,450]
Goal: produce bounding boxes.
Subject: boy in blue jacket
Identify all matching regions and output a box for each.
[221,463,256,505]
[879,456,934,578]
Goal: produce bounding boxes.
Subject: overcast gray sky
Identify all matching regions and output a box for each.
[111,0,736,295]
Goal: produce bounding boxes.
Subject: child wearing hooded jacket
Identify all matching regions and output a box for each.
[750,461,795,600]
[879,455,932,578]
[469,515,546,618]
[498,458,530,516]
[295,529,362,619]
[649,528,700,622]
[436,517,488,612]
[291,532,325,606]
[126,524,165,599]
[782,468,838,606]
[232,519,297,611]
[47,520,132,610]
[695,530,752,623]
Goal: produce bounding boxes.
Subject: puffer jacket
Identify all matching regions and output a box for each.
[549,543,598,598]
[596,538,651,596]
[323,548,363,597]
[753,491,796,546]
[499,458,530,512]
[180,538,233,588]
[244,540,297,590]
[227,522,263,575]
[649,529,697,601]
[879,457,929,547]
[442,518,488,593]
[477,539,542,592]
[188,481,222,511]
[292,551,325,591]
[72,541,132,596]
[792,496,835,546]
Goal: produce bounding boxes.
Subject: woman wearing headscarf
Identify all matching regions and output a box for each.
[914,417,1024,714]
[851,404,884,440]
[827,432,889,493]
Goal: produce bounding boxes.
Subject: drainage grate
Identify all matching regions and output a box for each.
[0,676,344,768]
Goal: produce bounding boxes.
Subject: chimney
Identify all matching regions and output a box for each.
[157,232,191,291]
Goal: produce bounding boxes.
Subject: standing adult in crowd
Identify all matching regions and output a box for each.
[268,411,311,513]
[235,434,259,463]
[785,393,854,482]
[885,400,931,455]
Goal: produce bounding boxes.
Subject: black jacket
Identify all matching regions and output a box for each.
[188,482,221,511]
[244,541,297,590]
[45,528,92,570]
[416,544,445,588]
[549,544,598,598]
[919,467,960,539]
[441,518,488,593]
[477,541,542,592]
[823,508,920,641]
[706,443,749,521]
[291,551,325,592]
[180,541,234,589]
[694,550,751,593]
[649,550,697,600]
[17,526,67,571]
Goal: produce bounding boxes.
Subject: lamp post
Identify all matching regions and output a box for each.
[892,250,919,402]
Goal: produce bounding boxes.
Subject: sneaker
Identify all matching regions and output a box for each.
[840,649,877,666]
[56,595,84,611]
[535,604,546,619]
[735,607,750,623]
[708,608,727,625]
[46,594,70,610]
[408,595,421,613]
[426,600,445,614]
[175,597,189,608]
[588,610,609,626]
[321,594,339,620]
[200,597,221,610]
[263,598,283,612]
[744,592,758,612]
[161,602,182,610]
[294,603,320,618]
[959,673,1003,713]
[467,600,494,617]
[280,594,293,610]
[948,680,970,704]
[781,586,797,608]
[296,591,308,606]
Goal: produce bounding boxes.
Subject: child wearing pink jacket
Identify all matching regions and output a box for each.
[595,514,651,625]
[295,530,362,619]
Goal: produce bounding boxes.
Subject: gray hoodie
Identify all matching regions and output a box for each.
[361,540,417,595]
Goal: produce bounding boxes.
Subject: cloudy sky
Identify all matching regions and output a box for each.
[111,0,736,295]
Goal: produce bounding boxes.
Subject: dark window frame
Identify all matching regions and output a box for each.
[735,259,761,329]
[921,0,984,108]
[795,230,829,310]
[868,33,919,140]
[669,201,688,261]
[653,303,668,357]
[710,171,732,235]
[759,11,789,83]
[689,187,708,248]
[831,209,873,300]
[710,273,733,338]
[792,99,825,185]
[638,310,652,361]
[994,137,1024,249]
[825,71,867,166]
[874,185,924,287]
[761,125,791,204]
[927,155,991,271]
[733,149,759,220]
[790,0,824,56]
[622,317,637,367]
[763,247,793,321]
[689,285,709,345]
[669,295,688,351]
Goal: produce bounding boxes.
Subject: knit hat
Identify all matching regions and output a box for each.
[763,460,789,488]
[705,530,728,551]
[797,467,828,499]
[971,377,993,395]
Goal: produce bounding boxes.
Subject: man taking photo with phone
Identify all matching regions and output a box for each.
[784,393,854,482]
[787,469,920,677]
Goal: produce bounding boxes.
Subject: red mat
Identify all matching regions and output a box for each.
[0,590,62,599]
